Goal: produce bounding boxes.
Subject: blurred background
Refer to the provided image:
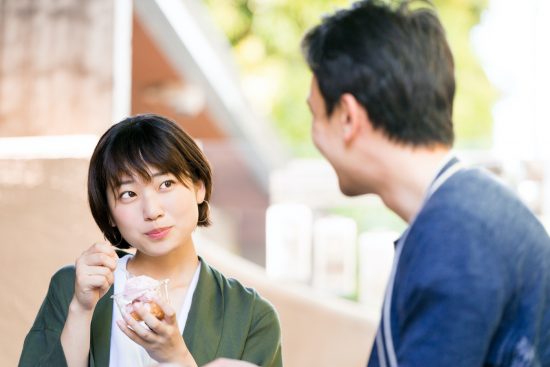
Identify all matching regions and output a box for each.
[1,0,548,366]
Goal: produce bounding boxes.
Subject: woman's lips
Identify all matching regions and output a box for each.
[145,227,172,240]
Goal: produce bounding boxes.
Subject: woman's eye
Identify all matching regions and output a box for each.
[119,191,136,199]
[160,180,175,189]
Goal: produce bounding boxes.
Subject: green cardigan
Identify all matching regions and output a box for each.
[19,258,282,367]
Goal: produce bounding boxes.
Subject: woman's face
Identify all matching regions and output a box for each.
[107,165,205,257]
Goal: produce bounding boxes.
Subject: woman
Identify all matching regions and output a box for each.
[19,114,282,367]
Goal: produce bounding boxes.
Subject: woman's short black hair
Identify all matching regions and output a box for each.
[302,0,455,147]
[88,114,212,249]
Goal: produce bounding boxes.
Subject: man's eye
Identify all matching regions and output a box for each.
[119,191,136,199]
[160,180,175,189]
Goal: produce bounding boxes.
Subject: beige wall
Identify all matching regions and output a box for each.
[0,158,102,366]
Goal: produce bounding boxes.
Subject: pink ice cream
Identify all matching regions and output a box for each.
[123,275,165,320]
[124,275,159,300]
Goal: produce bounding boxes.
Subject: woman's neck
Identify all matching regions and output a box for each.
[127,245,199,287]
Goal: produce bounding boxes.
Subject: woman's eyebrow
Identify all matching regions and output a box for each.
[151,171,169,178]
[117,170,169,186]
[118,177,134,186]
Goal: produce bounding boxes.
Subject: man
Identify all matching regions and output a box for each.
[207,0,550,366]
[302,0,550,366]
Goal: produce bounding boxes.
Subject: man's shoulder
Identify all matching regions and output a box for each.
[437,167,513,204]
[424,167,536,225]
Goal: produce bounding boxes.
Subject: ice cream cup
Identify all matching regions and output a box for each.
[112,277,170,321]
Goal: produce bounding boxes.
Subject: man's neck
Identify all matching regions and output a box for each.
[377,146,452,223]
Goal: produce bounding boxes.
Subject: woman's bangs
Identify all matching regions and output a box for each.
[104,133,190,190]
[104,140,151,190]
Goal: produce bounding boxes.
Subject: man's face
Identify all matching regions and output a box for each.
[306,76,381,197]
[307,77,338,162]
[306,76,357,195]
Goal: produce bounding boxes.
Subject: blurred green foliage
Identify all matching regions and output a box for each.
[205,0,497,154]
[434,0,498,148]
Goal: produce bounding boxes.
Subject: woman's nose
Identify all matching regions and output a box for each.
[142,192,164,221]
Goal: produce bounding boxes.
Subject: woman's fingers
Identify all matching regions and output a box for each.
[116,318,151,345]
[81,251,117,270]
[117,302,193,364]
[203,359,259,367]
[122,301,179,341]
[85,265,114,278]
[155,298,177,325]
[120,311,159,344]
[90,242,118,258]
[80,242,117,259]
[72,242,118,310]
[83,274,112,291]
[134,303,164,333]
[75,243,117,281]
[75,243,117,287]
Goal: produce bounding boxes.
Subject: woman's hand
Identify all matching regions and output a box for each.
[61,242,117,367]
[73,242,118,312]
[202,359,259,367]
[116,299,197,367]
[151,359,258,367]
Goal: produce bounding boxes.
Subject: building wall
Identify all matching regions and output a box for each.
[0,0,115,136]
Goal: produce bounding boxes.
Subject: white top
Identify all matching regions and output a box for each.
[108,254,201,367]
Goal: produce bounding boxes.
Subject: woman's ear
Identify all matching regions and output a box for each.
[195,180,206,203]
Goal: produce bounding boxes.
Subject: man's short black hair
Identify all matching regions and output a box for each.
[302,0,455,146]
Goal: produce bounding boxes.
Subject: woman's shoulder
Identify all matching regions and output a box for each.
[51,264,76,282]
[48,265,77,300]
[199,259,277,316]
[200,259,261,298]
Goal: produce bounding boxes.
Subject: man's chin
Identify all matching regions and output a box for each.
[338,182,365,197]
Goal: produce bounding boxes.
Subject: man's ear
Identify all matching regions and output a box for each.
[339,93,367,143]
